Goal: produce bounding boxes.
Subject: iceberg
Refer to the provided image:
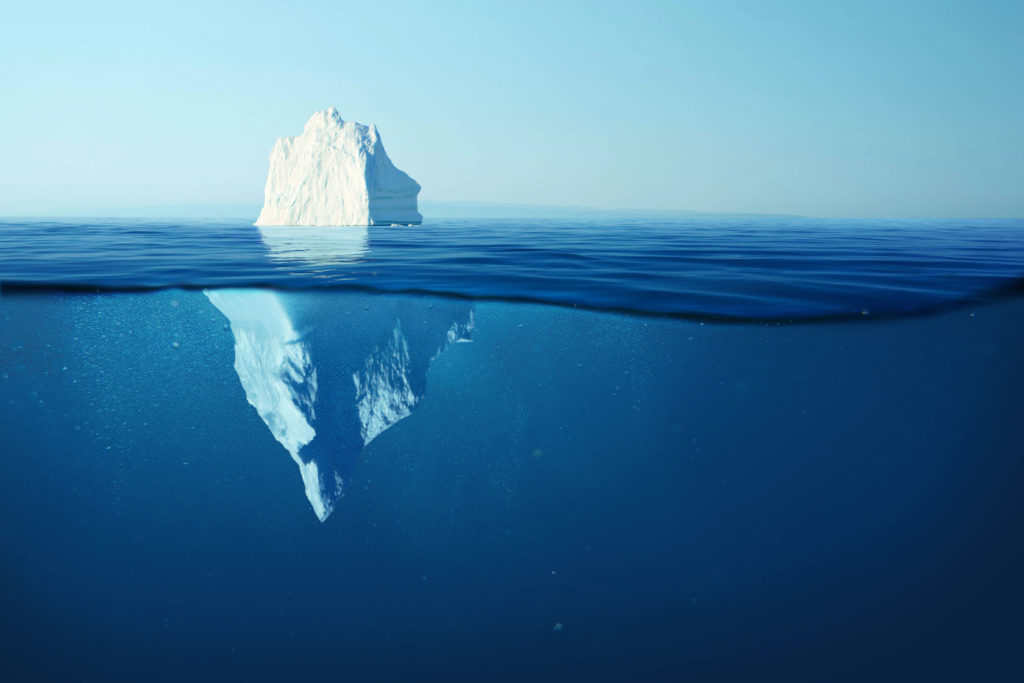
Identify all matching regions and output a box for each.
[255,108,422,226]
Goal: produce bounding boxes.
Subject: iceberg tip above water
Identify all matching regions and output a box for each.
[255,107,422,227]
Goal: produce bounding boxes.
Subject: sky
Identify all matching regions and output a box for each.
[1,0,1022,218]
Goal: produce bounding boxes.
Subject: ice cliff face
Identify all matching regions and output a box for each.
[255,108,422,226]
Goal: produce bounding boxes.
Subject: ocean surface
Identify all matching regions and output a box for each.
[1,217,1023,681]
[3,217,1024,319]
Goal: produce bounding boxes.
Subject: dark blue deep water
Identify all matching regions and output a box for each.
[1,217,1023,681]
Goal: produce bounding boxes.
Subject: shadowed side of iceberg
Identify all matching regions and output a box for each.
[366,130,423,225]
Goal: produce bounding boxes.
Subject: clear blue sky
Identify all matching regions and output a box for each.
[2,0,1022,217]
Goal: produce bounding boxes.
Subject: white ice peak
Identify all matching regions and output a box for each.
[255,108,422,226]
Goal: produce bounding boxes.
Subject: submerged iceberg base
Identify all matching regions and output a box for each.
[206,288,473,520]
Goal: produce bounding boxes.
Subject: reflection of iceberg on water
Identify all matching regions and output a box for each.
[258,225,368,270]
[205,227,471,521]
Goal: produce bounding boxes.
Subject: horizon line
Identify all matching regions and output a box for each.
[1,200,1022,222]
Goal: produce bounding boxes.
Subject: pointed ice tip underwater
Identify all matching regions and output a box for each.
[255,107,422,227]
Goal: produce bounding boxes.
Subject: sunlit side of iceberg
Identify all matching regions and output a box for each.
[204,289,335,519]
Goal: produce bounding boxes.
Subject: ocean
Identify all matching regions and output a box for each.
[1,217,1023,681]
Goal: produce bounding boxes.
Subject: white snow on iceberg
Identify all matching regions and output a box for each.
[255,108,422,226]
